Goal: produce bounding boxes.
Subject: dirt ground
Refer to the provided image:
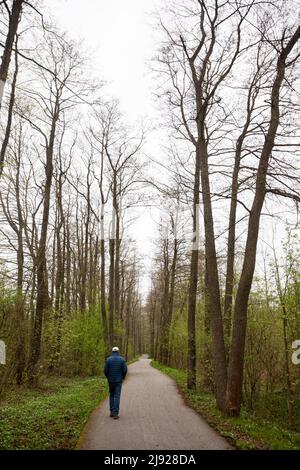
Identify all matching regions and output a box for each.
[78,356,233,450]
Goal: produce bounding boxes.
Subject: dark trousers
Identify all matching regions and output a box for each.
[109,382,122,416]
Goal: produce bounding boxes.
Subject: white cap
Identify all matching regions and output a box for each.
[112,346,119,352]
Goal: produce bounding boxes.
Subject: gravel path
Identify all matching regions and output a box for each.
[78,356,233,450]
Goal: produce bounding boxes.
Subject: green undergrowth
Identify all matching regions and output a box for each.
[0,375,107,450]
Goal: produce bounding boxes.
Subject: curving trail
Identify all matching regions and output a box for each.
[78,356,233,450]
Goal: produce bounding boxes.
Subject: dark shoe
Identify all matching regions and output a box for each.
[113,415,119,420]
[110,413,114,417]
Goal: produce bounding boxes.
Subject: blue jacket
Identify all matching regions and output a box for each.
[104,352,128,383]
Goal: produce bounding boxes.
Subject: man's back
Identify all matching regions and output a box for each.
[104,353,127,383]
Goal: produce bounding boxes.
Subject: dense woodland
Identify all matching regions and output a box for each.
[0,0,300,432]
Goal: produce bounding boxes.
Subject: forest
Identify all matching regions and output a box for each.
[0,0,300,450]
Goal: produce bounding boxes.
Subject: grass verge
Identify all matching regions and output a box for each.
[0,375,107,450]
[151,361,300,450]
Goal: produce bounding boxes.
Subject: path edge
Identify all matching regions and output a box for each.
[149,360,235,450]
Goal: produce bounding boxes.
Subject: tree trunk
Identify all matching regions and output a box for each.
[100,219,108,350]
[108,235,115,346]
[226,27,300,415]
[198,136,227,409]
[224,73,259,338]
[0,0,23,109]
[166,238,178,365]
[28,106,58,384]
[15,135,25,385]
[0,39,18,176]
[187,152,200,388]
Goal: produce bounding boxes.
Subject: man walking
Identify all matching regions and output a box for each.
[104,347,128,419]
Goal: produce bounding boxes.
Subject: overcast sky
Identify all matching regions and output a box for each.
[47,0,158,120]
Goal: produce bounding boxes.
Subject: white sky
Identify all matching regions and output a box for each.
[47,0,158,120]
